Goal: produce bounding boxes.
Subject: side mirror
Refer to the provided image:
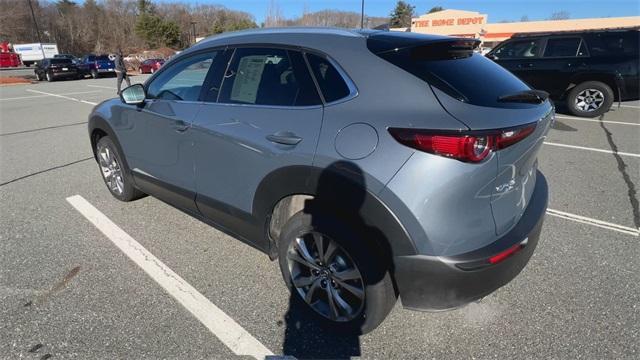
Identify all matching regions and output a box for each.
[120,83,146,105]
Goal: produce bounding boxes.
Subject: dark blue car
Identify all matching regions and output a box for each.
[79,54,116,79]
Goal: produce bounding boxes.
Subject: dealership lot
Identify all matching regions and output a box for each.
[1,77,638,358]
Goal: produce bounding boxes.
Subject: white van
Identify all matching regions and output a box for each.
[13,43,59,66]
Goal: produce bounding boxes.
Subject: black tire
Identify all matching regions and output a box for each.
[278,211,396,334]
[95,136,146,202]
[35,72,43,81]
[566,81,614,118]
[91,69,99,79]
[45,71,54,82]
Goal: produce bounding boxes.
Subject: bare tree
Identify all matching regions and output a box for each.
[549,11,570,20]
[265,0,284,27]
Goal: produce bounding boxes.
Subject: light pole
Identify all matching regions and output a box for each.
[27,0,46,60]
[360,0,365,29]
[191,21,197,44]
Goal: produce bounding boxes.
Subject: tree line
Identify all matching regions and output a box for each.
[1,0,396,55]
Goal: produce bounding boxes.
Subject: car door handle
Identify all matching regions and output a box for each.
[172,120,190,132]
[266,131,302,145]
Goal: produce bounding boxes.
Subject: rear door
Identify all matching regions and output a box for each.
[534,36,589,97]
[488,38,543,86]
[192,46,324,247]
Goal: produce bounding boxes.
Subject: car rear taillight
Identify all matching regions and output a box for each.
[94,60,98,69]
[389,122,536,163]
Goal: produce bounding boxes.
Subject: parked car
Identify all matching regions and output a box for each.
[487,29,640,117]
[88,28,552,334]
[138,58,165,73]
[78,54,116,79]
[34,57,80,81]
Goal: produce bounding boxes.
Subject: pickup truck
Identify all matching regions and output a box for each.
[78,54,116,79]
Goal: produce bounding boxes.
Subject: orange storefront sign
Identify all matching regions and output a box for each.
[414,16,484,28]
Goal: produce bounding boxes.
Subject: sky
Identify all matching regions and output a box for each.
[171,0,640,24]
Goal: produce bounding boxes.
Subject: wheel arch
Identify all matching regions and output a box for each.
[88,115,132,177]
[565,73,620,100]
[253,164,418,261]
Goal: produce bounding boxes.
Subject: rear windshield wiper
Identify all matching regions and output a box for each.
[498,90,549,104]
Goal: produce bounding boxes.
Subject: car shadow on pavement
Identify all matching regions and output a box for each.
[280,294,361,359]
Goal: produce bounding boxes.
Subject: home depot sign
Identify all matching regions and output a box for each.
[414,16,485,28]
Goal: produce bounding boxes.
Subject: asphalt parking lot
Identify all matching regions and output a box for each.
[1,75,639,359]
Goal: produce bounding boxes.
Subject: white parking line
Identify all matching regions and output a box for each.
[66,195,273,359]
[25,89,97,105]
[554,115,640,126]
[543,142,640,158]
[87,84,116,90]
[0,90,102,101]
[546,208,639,237]
[620,104,640,109]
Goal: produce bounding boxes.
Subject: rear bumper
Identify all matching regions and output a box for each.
[393,171,548,311]
[51,70,79,78]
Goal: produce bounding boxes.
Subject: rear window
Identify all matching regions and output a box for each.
[50,58,72,65]
[96,55,111,61]
[588,31,639,56]
[370,40,533,108]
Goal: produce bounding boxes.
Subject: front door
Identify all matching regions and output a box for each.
[192,47,324,246]
[490,38,542,86]
[118,51,219,212]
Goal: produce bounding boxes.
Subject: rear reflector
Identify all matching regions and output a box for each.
[489,238,529,265]
[389,122,536,163]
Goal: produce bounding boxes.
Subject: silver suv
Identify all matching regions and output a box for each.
[89,28,552,334]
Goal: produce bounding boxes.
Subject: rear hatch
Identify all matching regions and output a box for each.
[368,34,554,236]
[94,55,115,71]
[49,58,77,73]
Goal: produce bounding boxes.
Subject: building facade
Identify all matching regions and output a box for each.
[406,9,640,49]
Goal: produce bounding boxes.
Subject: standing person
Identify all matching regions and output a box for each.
[115,49,130,94]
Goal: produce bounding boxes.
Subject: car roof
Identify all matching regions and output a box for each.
[190,27,454,56]
[198,27,363,45]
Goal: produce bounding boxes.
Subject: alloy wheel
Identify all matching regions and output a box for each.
[97,144,124,195]
[575,88,605,112]
[286,231,365,322]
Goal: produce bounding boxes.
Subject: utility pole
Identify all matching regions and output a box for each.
[360,0,365,29]
[191,22,197,44]
[27,0,47,60]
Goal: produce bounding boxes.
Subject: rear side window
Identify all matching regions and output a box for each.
[96,55,110,61]
[305,53,351,103]
[218,48,321,106]
[491,39,541,59]
[544,38,586,57]
[588,31,639,56]
[371,42,533,108]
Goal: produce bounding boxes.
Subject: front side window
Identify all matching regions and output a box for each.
[305,53,352,103]
[492,39,541,59]
[147,52,217,101]
[543,38,584,57]
[218,47,321,106]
